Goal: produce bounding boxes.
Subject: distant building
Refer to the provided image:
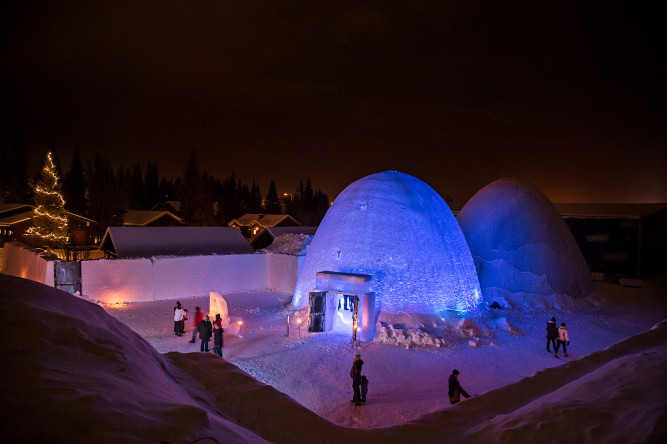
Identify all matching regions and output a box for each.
[0,203,100,247]
[250,226,318,250]
[99,226,253,258]
[228,213,302,239]
[555,203,667,279]
[123,210,183,227]
[150,201,181,215]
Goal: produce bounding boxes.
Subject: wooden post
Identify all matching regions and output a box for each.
[352,295,359,341]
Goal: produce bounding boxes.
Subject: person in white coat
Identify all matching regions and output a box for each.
[555,322,570,357]
[173,302,186,336]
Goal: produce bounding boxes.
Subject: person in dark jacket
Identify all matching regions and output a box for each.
[212,314,224,357]
[448,369,471,405]
[546,316,558,352]
[350,354,364,406]
[197,315,213,352]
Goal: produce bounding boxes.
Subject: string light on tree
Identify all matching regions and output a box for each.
[25,152,69,249]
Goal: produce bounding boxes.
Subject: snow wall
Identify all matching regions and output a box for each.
[1,242,56,286]
[81,253,298,303]
[292,171,482,315]
[457,178,594,301]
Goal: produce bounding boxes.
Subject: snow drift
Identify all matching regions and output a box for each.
[292,171,482,315]
[2,273,665,443]
[458,178,595,304]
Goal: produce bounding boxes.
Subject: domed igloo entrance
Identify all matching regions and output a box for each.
[307,271,376,341]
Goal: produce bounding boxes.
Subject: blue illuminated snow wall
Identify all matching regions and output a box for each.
[292,171,482,315]
[457,178,594,300]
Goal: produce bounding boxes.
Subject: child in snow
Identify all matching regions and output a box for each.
[555,322,570,357]
[546,316,558,352]
[360,375,368,402]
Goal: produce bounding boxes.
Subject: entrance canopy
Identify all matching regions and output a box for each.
[312,271,376,341]
[315,271,372,294]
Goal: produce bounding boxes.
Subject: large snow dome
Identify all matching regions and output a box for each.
[458,178,594,300]
[292,171,482,315]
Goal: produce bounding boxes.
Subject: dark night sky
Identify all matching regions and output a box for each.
[2,1,666,203]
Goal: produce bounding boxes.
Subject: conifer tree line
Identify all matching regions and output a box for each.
[1,147,330,235]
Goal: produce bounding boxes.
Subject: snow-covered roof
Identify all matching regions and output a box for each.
[0,209,34,225]
[99,226,252,258]
[251,226,318,251]
[229,213,301,228]
[0,203,33,216]
[254,226,317,240]
[150,200,181,212]
[123,210,183,226]
[0,206,98,226]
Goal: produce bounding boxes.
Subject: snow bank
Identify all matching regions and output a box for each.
[458,178,594,303]
[373,311,505,349]
[1,241,56,286]
[4,272,664,443]
[1,274,266,443]
[293,171,482,315]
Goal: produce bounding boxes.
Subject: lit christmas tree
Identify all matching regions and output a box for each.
[26,152,69,250]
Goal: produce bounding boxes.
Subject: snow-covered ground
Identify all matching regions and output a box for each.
[2,273,666,442]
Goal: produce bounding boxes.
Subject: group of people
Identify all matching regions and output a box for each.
[546,316,570,357]
[178,303,572,406]
[349,315,573,408]
[173,302,225,357]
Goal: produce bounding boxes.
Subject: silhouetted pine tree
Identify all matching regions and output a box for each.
[179,150,205,225]
[128,164,144,210]
[62,146,87,215]
[0,142,30,203]
[200,171,217,226]
[144,163,161,209]
[249,181,263,213]
[87,153,126,234]
[264,180,282,214]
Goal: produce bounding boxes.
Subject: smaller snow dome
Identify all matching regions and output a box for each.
[292,171,482,316]
[458,178,594,300]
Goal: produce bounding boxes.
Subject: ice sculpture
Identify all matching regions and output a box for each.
[292,171,482,315]
[457,178,594,299]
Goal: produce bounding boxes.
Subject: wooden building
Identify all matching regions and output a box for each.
[228,213,302,239]
[555,203,667,279]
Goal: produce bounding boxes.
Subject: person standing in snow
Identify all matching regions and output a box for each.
[555,322,570,357]
[350,354,364,406]
[189,307,205,343]
[197,314,213,352]
[173,302,186,336]
[212,313,224,357]
[360,375,369,403]
[181,307,188,333]
[546,316,558,353]
[448,369,471,405]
